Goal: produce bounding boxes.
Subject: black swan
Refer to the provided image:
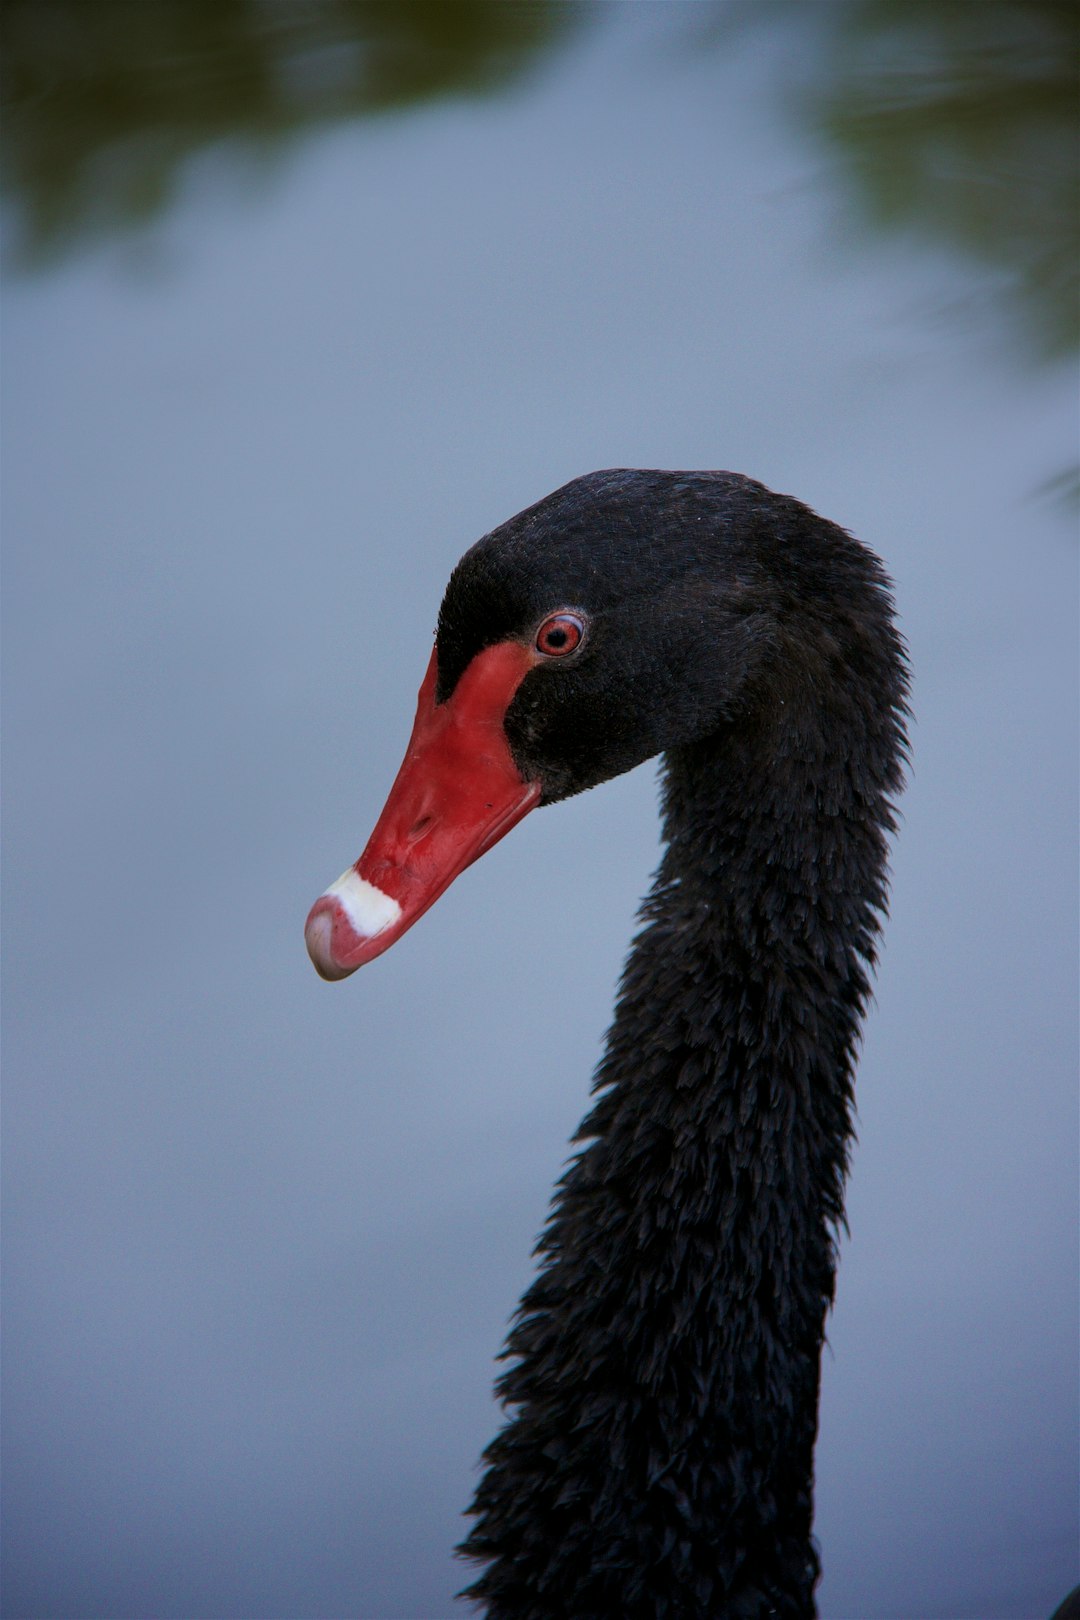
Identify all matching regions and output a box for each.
[305,470,908,1619]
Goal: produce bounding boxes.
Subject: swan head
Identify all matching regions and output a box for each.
[305,469,903,979]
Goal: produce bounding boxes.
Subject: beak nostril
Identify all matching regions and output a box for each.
[305,642,539,981]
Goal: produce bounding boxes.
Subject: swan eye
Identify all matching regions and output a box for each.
[535,612,585,657]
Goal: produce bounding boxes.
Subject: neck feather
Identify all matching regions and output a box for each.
[461,696,900,1619]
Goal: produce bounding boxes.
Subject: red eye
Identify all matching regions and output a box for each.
[535,612,586,657]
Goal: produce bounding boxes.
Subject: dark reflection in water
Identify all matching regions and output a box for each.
[755,0,1079,361]
[0,0,584,255]
[3,0,1077,366]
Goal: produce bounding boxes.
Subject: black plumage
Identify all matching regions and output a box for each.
[433,472,909,1618]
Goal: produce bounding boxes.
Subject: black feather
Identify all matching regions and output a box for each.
[436,471,909,1619]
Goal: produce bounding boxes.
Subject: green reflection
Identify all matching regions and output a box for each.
[0,0,583,260]
[791,0,1079,360]
[2,0,1076,367]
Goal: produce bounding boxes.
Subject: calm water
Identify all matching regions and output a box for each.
[3,5,1077,1617]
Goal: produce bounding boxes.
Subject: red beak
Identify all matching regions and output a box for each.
[305,643,541,979]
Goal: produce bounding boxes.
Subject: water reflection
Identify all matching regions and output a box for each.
[0,0,583,260]
[3,0,1076,367]
[749,0,1079,361]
